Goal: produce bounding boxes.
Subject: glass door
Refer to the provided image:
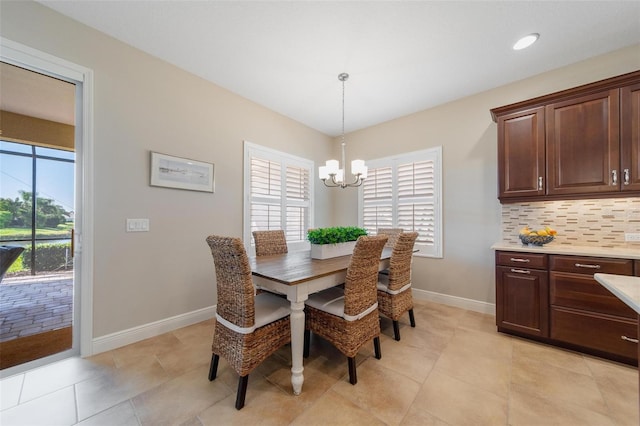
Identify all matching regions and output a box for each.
[0,141,75,369]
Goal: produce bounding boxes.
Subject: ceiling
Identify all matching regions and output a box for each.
[15,1,640,135]
[0,62,75,125]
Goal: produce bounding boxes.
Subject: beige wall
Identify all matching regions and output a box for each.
[335,45,640,305]
[2,1,639,341]
[1,1,334,337]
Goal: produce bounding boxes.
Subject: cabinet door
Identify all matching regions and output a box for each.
[496,265,549,337]
[546,89,620,195]
[621,82,640,191]
[497,107,545,199]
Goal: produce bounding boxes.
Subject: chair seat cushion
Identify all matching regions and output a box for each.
[216,292,290,334]
[377,273,412,295]
[305,287,345,318]
[254,293,291,329]
[305,287,378,321]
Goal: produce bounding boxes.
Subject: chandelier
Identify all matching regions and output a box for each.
[319,73,367,188]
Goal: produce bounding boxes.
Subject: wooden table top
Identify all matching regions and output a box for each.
[250,249,392,286]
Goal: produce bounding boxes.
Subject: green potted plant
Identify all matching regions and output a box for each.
[307,226,367,259]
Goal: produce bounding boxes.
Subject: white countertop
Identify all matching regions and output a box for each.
[594,273,640,315]
[491,242,640,260]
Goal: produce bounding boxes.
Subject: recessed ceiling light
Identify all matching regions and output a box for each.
[513,33,539,50]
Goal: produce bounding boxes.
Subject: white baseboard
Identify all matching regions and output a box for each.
[412,289,495,316]
[90,292,494,355]
[91,306,216,355]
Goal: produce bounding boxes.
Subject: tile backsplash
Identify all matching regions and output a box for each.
[501,197,640,249]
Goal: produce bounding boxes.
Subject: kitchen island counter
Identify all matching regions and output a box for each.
[595,273,640,315]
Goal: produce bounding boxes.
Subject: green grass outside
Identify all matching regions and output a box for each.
[1,223,73,274]
[6,256,23,274]
[0,223,73,240]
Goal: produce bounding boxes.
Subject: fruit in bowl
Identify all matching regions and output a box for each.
[519,226,557,246]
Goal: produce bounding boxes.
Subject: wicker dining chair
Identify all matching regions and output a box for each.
[376,228,403,277]
[252,230,288,256]
[303,235,388,385]
[377,231,419,341]
[252,230,288,295]
[205,235,291,410]
[377,228,404,249]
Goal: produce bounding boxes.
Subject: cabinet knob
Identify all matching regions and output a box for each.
[621,335,639,344]
[538,176,543,190]
[612,170,617,185]
[510,268,531,274]
[510,258,530,263]
[623,168,630,185]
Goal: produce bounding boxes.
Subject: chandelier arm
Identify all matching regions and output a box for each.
[321,175,343,188]
[350,175,365,187]
[321,174,364,188]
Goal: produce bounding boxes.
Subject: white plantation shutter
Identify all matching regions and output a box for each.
[397,161,436,245]
[359,147,442,258]
[250,158,282,231]
[362,166,393,235]
[285,165,310,241]
[244,142,314,253]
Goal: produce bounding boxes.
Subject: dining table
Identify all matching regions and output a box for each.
[249,248,392,395]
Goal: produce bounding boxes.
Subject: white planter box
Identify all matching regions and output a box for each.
[310,241,357,260]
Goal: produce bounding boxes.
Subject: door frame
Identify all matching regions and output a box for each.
[1,37,94,374]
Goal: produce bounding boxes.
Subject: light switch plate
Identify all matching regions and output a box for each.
[126,218,149,232]
[624,233,640,242]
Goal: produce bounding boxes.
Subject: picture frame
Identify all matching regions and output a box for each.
[150,151,214,192]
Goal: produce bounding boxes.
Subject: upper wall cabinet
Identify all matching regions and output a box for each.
[546,89,619,196]
[621,82,640,192]
[497,107,545,198]
[491,70,640,203]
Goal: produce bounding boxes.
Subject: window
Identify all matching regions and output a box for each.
[359,147,442,258]
[244,142,314,252]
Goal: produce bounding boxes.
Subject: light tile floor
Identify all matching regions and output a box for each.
[1,299,638,425]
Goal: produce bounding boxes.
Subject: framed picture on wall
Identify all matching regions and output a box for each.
[150,151,215,192]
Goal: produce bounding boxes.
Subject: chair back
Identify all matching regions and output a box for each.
[206,235,255,328]
[387,232,418,292]
[344,235,388,317]
[377,228,403,248]
[252,230,288,256]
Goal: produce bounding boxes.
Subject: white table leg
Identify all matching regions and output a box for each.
[288,299,305,395]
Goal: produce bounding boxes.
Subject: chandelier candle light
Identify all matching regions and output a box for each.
[319,73,368,188]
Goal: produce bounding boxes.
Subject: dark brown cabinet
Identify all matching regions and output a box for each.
[621,82,640,192]
[495,251,548,338]
[495,250,639,365]
[546,89,620,196]
[549,255,637,362]
[491,70,640,203]
[497,107,545,199]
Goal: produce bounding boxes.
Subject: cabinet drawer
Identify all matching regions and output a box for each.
[550,271,637,318]
[496,251,547,269]
[636,260,640,277]
[550,255,633,275]
[551,306,638,361]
